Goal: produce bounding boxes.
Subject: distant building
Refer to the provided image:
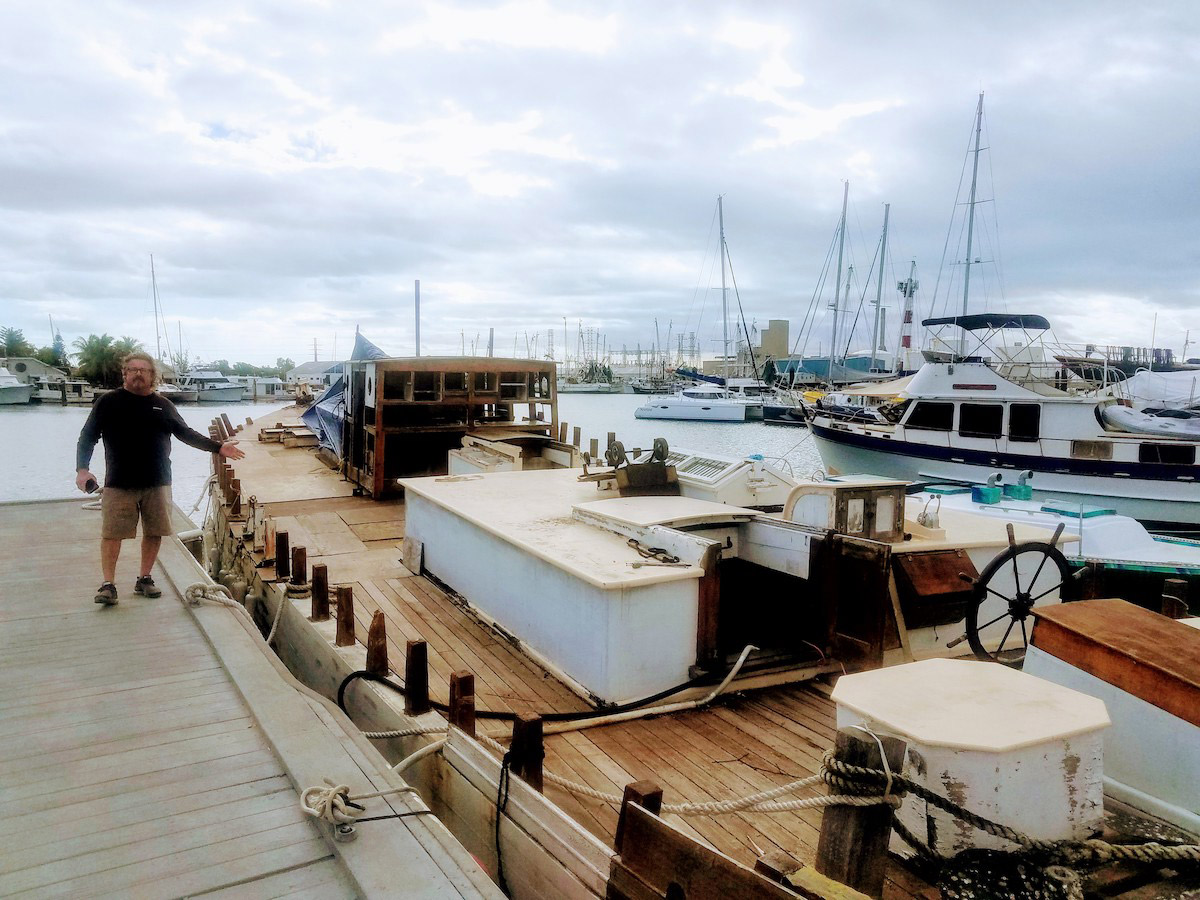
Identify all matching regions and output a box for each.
[0,357,69,384]
[286,361,344,389]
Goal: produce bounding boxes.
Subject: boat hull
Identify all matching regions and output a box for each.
[0,385,34,404]
[558,382,617,393]
[762,404,808,427]
[634,399,748,421]
[194,386,246,402]
[812,422,1200,526]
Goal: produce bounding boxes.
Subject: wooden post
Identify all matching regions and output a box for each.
[589,437,599,458]
[404,640,431,715]
[510,714,544,792]
[572,426,581,448]
[614,780,663,854]
[311,564,330,620]
[815,729,907,898]
[366,611,388,675]
[275,531,290,579]
[291,546,307,586]
[214,417,229,441]
[607,431,616,449]
[1163,578,1189,619]
[448,671,476,738]
[229,478,242,517]
[558,421,567,443]
[335,585,355,646]
[220,413,236,437]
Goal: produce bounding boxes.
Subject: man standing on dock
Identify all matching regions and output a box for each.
[75,352,245,606]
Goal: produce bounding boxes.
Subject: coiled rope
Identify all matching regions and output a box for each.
[183,581,287,645]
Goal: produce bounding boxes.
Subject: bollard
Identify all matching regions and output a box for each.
[448,671,476,738]
[275,531,290,580]
[510,714,544,792]
[404,640,430,715]
[366,611,388,675]
[311,564,330,620]
[335,585,355,646]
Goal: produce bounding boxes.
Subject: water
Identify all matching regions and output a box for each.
[0,394,823,516]
[0,400,294,522]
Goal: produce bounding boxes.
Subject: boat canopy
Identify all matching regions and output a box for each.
[922,313,1051,331]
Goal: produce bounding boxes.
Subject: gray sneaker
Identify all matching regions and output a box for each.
[134,576,162,598]
[94,582,118,605]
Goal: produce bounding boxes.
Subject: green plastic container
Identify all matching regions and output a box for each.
[1002,483,1033,501]
[971,484,1002,504]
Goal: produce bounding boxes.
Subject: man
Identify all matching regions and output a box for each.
[76,352,245,605]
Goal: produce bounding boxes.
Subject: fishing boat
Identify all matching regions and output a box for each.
[156,382,198,403]
[29,375,97,404]
[0,367,34,404]
[179,369,247,402]
[202,412,1200,897]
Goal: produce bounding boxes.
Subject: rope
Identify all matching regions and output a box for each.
[300,777,423,826]
[822,756,1200,866]
[476,735,898,817]
[184,581,289,646]
[362,723,449,740]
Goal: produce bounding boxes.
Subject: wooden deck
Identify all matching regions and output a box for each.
[0,498,498,899]
[235,416,921,894]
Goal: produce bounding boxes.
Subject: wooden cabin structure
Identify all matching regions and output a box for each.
[341,356,559,498]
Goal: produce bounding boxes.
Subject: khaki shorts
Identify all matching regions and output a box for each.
[101,486,173,540]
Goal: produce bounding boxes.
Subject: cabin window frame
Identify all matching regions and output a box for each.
[1071,439,1113,461]
[904,401,955,432]
[1139,442,1196,465]
[1008,403,1041,442]
[958,403,1004,439]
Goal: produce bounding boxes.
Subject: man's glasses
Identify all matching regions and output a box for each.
[124,367,153,374]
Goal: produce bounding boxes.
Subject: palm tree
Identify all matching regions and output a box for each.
[113,335,144,357]
[1,326,35,358]
[73,333,123,386]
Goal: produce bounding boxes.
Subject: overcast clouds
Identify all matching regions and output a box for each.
[1,1,1197,366]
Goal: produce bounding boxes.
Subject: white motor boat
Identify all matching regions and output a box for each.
[634,384,753,421]
[179,370,247,402]
[157,382,199,403]
[0,367,34,405]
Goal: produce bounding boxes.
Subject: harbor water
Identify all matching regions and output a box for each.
[0,393,823,518]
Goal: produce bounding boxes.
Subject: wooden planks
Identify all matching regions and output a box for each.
[0,501,355,899]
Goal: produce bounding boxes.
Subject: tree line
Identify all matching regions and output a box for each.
[2,326,295,388]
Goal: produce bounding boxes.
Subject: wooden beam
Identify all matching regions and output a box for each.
[510,714,544,792]
[310,564,330,621]
[290,545,307,586]
[1162,577,1189,619]
[815,729,907,898]
[275,531,290,580]
[558,421,567,443]
[615,780,663,854]
[220,413,236,436]
[335,585,355,647]
[448,671,476,738]
[366,610,388,675]
[572,425,581,448]
[404,639,431,715]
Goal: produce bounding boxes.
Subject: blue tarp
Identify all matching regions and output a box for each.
[301,377,345,460]
[351,332,389,360]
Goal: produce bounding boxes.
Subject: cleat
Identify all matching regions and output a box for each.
[94,582,118,605]
[133,575,162,598]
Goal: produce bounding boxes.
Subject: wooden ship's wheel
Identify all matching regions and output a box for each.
[965,524,1072,665]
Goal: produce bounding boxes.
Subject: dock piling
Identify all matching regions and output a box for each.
[815,728,907,897]
[614,780,663,852]
[404,640,431,715]
[290,546,307,586]
[448,671,476,738]
[275,531,291,580]
[311,564,330,620]
[510,714,544,791]
[335,586,355,646]
[366,611,388,675]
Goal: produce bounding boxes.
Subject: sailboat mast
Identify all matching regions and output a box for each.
[897,260,919,374]
[718,195,729,382]
[961,91,984,320]
[150,254,162,362]
[830,181,849,376]
[870,203,890,371]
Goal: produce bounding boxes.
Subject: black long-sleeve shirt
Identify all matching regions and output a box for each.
[77,389,223,488]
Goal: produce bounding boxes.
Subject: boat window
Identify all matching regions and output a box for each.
[874,495,895,537]
[1139,443,1196,465]
[474,372,496,392]
[905,401,954,431]
[444,372,468,393]
[1009,403,1041,442]
[959,403,1003,438]
[846,498,865,534]
[1071,440,1113,460]
[413,371,441,401]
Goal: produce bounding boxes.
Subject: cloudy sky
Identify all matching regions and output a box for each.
[2,1,1197,368]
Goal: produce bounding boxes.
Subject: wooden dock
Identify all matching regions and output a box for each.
[0,498,499,899]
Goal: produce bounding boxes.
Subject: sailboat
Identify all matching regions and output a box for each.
[148,256,198,402]
[635,196,760,422]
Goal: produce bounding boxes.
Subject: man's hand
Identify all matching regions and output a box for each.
[218,441,246,461]
[75,469,98,493]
